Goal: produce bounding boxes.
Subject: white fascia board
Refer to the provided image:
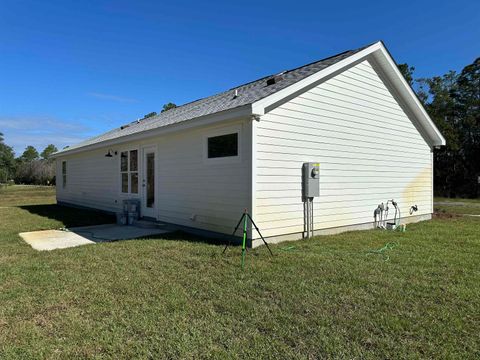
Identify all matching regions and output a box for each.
[373,43,446,146]
[52,104,253,158]
[252,41,446,147]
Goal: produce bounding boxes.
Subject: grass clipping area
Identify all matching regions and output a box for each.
[0,186,479,359]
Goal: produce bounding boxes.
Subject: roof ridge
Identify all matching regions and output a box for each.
[55,42,378,154]
[145,44,374,122]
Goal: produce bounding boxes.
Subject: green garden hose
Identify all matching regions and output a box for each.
[280,245,297,251]
[366,241,399,262]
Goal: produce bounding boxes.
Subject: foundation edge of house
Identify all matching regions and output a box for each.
[251,213,432,248]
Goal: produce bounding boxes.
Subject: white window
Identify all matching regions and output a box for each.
[120,150,138,194]
[204,123,242,164]
[62,161,67,188]
[207,133,238,158]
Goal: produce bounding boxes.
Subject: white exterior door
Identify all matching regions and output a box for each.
[141,146,156,218]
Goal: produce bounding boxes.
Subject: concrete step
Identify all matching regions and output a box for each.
[132,219,168,229]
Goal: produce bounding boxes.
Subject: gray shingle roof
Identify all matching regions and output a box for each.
[60,44,372,153]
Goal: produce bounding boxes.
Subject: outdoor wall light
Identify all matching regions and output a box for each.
[105,149,117,157]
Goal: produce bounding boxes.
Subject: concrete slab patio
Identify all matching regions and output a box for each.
[19,224,172,251]
[20,229,95,251]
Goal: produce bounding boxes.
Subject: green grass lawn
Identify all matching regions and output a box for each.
[434,204,480,215]
[435,197,480,204]
[434,196,480,215]
[1,186,479,359]
[0,185,57,206]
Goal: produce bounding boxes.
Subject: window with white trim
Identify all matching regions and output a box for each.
[62,161,67,188]
[120,150,138,194]
[207,133,238,158]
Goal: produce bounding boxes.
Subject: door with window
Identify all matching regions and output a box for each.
[141,146,156,218]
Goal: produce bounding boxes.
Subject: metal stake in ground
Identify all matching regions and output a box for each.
[241,209,248,269]
[223,209,273,269]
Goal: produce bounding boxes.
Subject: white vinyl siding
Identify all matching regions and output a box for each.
[254,60,433,238]
[56,148,121,213]
[155,121,250,234]
[56,119,251,235]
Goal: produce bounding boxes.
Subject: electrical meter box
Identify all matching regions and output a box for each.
[302,162,320,198]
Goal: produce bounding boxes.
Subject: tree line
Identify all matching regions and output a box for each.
[0,138,57,185]
[0,102,180,186]
[399,57,479,198]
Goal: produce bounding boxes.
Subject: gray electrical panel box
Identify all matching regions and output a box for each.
[302,162,320,198]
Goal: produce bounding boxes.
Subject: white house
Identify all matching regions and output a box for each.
[53,41,445,247]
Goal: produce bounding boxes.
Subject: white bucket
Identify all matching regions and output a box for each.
[116,213,127,225]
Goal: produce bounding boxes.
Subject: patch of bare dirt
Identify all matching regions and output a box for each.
[433,211,462,219]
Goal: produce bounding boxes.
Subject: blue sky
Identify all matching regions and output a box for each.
[1,0,478,155]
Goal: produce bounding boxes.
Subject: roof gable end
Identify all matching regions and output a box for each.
[252,41,446,147]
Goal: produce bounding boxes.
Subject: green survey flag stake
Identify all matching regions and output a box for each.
[222,208,273,269]
[241,209,248,269]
